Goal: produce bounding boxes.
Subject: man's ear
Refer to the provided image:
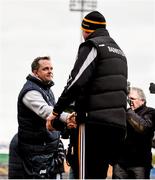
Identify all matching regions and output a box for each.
[33,70,38,77]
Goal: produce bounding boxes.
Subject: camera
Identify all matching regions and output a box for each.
[149,83,155,94]
[127,98,132,106]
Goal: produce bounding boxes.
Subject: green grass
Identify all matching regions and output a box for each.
[0,154,8,164]
[153,154,155,165]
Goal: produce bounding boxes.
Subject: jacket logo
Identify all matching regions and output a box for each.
[40,169,46,174]
[107,46,125,56]
[99,44,105,47]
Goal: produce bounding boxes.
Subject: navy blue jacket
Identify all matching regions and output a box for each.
[18,74,56,145]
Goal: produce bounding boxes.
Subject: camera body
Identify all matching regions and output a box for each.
[127,98,132,106]
[149,83,155,94]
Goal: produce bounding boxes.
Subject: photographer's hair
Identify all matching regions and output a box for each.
[31,56,50,71]
[130,87,146,103]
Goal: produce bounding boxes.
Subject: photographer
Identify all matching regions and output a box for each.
[113,87,155,179]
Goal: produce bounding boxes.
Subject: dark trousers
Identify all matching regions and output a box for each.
[84,123,126,179]
[112,163,151,179]
[8,134,25,179]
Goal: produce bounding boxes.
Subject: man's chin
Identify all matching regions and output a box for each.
[43,79,52,84]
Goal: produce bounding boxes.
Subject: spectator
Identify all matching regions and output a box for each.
[113,87,155,179]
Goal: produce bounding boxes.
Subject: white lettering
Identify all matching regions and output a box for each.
[99,44,105,47]
[40,169,46,174]
[107,46,125,56]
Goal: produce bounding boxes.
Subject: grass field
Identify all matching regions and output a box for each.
[0,154,8,176]
[0,154,8,164]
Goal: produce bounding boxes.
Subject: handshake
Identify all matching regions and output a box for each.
[46,112,77,131]
[149,83,155,94]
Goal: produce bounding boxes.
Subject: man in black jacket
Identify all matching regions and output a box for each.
[113,87,155,179]
[9,56,75,179]
[46,11,128,179]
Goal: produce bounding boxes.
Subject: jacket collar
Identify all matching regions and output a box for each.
[26,74,54,89]
[135,104,146,113]
[86,28,110,40]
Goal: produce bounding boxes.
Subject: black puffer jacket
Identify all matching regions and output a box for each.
[120,105,155,166]
[54,28,127,129]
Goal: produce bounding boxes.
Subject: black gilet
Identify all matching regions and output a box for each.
[17,74,56,145]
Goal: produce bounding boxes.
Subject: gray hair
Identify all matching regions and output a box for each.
[130,87,146,103]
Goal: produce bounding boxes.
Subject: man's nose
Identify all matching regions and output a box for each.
[48,68,52,73]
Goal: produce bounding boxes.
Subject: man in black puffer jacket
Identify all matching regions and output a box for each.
[113,87,155,179]
[46,11,128,179]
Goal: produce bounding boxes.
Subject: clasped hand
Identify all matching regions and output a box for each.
[46,112,77,131]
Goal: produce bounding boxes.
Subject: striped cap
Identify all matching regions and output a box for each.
[81,11,106,33]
